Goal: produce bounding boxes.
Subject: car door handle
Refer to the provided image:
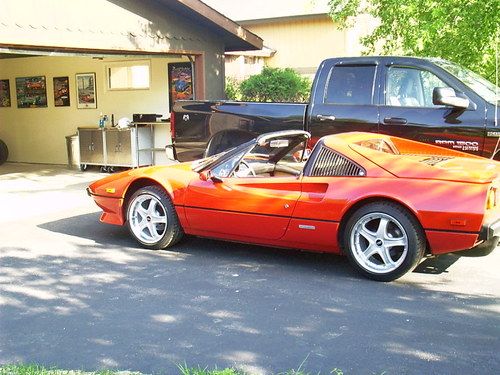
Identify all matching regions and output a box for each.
[383,117,408,125]
[316,114,336,122]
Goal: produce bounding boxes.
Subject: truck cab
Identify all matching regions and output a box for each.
[307,56,498,158]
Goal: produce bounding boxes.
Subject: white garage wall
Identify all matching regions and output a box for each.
[0,55,187,164]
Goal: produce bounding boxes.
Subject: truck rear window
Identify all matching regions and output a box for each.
[325,65,376,105]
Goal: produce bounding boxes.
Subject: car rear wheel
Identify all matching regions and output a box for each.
[126,186,184,249]
[343,202,425,281]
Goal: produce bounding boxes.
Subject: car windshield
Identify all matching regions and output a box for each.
[210,132,310,179]
[433,59,499,104]
[191,148,235,172]
[191,139,255,172]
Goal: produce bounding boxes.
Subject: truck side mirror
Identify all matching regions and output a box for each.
[433,87,470,109]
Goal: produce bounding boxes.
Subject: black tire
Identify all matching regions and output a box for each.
[342,202,426,281]
[456,236,498,257]
[126,186,184,249]
[0,139,8,166]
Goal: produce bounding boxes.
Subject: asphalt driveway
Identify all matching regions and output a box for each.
[0,163,499,374]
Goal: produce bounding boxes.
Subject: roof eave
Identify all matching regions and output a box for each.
[161,0,263,51]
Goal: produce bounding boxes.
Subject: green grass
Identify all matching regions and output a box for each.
[0,364,350,375]
[0,365,135,375]
[177,363,244,375]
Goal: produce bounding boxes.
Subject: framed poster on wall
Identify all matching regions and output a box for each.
[15,76,47,108]
[76,72,97,109]
[0,79,11,107]
[53,76,70,107]
[168,62,193,111]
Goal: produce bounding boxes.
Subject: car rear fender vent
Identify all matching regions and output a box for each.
[310,146,365,177]
[419,156,454,166]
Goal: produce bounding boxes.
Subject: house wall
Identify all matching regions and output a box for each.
[0,0,231,164]
[0,0,228,99]
[245,17,345,74]
[225,55,265,81]
[0,55,187,164]
[228,14,375,80]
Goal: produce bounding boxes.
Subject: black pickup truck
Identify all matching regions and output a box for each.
[172,56,499,161]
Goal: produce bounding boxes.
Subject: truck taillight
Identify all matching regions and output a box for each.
[170,111,175,139]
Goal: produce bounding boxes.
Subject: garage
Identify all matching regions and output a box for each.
[0,0,262,165]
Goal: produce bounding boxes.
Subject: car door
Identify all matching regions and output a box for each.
[183,133,309,240]
[307,61,380,142]
[184,175,302,240]
[379,64,486,156]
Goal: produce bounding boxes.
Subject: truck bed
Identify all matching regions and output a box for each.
[173,100,307,161]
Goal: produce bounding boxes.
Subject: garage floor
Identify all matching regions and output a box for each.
[1,162,499,375]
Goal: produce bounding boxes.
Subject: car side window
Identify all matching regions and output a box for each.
[211,151,246,178]
[324,65,376,105]
[386,66,449,107]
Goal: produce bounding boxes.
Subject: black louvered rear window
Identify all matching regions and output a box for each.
[310,146,365,177]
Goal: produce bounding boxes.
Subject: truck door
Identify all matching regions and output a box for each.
[378,65,486,156]
[307,62,380,143]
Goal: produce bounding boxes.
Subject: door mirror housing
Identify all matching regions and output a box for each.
[433,87,470,109]
[199,170,222,183]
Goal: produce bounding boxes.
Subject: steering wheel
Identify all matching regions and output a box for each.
[239,160,256,177]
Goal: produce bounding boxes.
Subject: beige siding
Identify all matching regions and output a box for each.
[244,16,349,73]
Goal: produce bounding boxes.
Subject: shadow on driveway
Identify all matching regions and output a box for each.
[0,213,497,374]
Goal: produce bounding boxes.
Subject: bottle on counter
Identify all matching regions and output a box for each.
[98,113,104,128]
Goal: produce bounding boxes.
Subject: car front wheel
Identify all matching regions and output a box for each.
[126,186,184,249]
[343,202,425,281]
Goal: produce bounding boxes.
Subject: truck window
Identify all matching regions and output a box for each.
[386,66,449,107]
[324,65,375,105]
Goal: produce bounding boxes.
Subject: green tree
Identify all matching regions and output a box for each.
[328,0,500,82]
[239,67,311,102]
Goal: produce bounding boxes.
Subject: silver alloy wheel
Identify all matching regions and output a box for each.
[350,212,409,274]
[128,193,168,245]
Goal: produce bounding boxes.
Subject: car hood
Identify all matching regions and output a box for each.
[88,161,197,198]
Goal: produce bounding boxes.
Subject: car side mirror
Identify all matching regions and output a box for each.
[433,87,470,109]
[199,170,222,183]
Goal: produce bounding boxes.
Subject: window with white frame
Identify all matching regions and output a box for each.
[107,61,150,90]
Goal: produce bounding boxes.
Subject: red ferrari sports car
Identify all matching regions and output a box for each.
[88,130,500,281]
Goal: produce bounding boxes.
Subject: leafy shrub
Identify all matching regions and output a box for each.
[225,77,241,100]
[239,67,311,102]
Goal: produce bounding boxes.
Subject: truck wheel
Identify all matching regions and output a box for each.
[0,139,8,166]
[205,130,254,157]
[342,202,426,281]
